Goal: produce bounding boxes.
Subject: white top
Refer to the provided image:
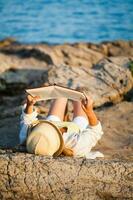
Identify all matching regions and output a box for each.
[19,105,104,159]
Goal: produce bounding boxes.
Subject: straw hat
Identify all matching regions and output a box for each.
[26,120,64,156]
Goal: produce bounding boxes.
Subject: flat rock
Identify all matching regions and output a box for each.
[0,153,132,200]
[47,58,133,107]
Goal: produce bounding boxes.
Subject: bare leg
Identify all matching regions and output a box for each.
[48,98,68,121]
[72,101,89,130]
[73,101,88,119]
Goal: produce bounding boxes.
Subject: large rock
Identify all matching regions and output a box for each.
[73,40,133,57]
[105,40,133,57]
[0,39,133,71]
[0,51,50,73]
[0,68,48,93]
[0,152,132,200]
[0,50,50,92]
[47,58,133,107]
[0,41,104,69]
[1,57,132,104]
[0,40,132,97]
[107,56,133,68]
[50,44,104,67]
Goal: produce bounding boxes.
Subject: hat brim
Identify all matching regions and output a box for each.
[28,120,64,157]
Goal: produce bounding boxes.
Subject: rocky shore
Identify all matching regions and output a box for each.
[0,38,133,199]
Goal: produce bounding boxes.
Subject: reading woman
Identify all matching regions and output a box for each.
[19,91,104,158]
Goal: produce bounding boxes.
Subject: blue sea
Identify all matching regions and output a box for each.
[0,0,133,44]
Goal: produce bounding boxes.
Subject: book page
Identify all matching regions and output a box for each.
[26,85,85,101]
[55,85,85,101]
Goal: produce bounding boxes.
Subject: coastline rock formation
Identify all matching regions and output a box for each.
[0,38,133,199]
[0,152,132,200]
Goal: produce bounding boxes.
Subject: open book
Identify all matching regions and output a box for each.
[26,85,86,101]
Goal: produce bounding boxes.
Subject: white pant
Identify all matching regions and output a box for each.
[46,115,89,131]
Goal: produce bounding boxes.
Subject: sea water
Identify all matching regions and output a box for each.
[0,0,132,44]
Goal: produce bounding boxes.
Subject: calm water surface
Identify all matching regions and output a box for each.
[0,0,133,44]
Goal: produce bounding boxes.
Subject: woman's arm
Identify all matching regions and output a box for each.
[73,96,103,157]
[19,95,40,144]
[81,96,98,126]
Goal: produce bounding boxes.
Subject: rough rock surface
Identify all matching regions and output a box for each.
[95,101,133,160]
[0,68,48,94]
[47,59,133,107]
[0,58,133,106]
[0,152,132,200]
[0,39,133,199]
[0,39,133,70]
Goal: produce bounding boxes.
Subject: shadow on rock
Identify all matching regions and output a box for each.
[0,68,48,95]
[0,47,53,64]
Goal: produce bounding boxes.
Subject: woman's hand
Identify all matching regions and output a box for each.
[26,95,40,106]
[81,95,94,113]
[81,95,98,126]
[25,95,40,114]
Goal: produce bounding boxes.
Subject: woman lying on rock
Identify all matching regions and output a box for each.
[19,93,104,159]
